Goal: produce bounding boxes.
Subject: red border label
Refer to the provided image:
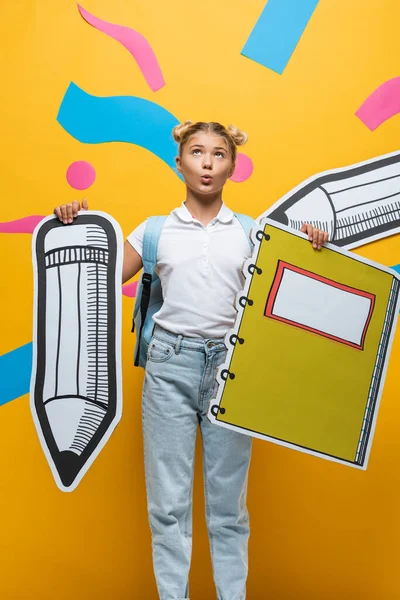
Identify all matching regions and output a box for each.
[264,261,375,350]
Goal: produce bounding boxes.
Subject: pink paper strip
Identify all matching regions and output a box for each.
[77,4,165,92]
[356,77,400,131]
[122,281,138,298]
[0,215,45,234]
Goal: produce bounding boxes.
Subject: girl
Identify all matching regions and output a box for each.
[55,121,328,600]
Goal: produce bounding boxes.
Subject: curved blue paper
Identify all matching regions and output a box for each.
[0,343,32,406]
[57,82,182,178]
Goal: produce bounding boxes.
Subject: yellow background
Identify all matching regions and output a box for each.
[0,0,400,598]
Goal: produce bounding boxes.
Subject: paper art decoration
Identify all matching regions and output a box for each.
[241,0,320,74]
[77,4,165,92]
[122,281,138,297]
[259,150,400,250]
[66,160,96,190]
[208,220,400,469]
[30,211,123,492]
[0,343,33,407]
[230,153,254,183]
[57,82,253,184]
[356,77,400,131]
[0,215,45,234]
[0,211,137,409]
[57,82,182,177]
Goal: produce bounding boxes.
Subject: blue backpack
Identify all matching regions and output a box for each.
[132,213,256,367]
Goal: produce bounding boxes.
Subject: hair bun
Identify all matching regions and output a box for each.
[172,120,194,143]
[227,124,248,146]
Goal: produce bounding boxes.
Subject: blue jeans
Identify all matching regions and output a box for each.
[142,325,252,600]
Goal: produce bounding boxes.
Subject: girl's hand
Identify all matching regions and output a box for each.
[54,198,88,224]
[300,223,329,250]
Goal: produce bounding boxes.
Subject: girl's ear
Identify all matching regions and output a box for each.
[176,156,182,173]
[228,163,235,178]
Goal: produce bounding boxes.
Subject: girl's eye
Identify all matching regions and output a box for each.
[192,149,202,155]
[215,152,224,158]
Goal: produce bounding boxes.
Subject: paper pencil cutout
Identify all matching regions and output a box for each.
[208,220,400,469]
[31,211,123,491]
[258,150,400,249]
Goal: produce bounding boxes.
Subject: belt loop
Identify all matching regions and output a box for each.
[175,334,183,355]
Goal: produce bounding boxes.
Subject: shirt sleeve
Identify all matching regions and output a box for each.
[126,219,148,258]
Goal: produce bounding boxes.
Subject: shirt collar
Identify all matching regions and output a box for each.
[173,202,234,224]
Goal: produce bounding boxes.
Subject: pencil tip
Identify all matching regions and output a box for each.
[55,451,84,488]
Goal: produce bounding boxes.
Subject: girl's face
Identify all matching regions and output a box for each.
[176,132,235,196]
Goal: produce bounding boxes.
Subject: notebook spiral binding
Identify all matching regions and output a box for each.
[239,296,254,307]
[248,264,263,275]
[221,369,236,381]
[210,404,226,417]
[210,228,270,418]
[229,334,244,346]
[256,230,270,242]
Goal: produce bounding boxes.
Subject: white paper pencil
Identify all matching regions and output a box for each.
[30,211,123,492]
[259,150,400,249]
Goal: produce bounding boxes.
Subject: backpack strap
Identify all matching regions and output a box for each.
[142,216,168,273]
[133,216,167,365]
[234,212,256,250]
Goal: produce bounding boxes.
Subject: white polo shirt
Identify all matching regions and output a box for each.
[127,202,252,338]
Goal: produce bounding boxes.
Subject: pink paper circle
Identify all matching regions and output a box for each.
[122,281,138,298]
[230,153,254,183]
[66,161,96,190]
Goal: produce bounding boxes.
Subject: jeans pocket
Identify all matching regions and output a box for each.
[147,337,175,363]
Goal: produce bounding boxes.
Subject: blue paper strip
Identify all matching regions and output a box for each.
[57,82,181,178]
[241,0,320,74]
[0,343,32,406]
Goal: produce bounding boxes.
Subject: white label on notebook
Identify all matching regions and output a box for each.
[265,261,375,349]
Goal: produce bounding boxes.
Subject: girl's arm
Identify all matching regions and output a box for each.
[122,241,143,284]
[53,200,143,284]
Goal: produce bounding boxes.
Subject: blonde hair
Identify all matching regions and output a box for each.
[172,121,247,164]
